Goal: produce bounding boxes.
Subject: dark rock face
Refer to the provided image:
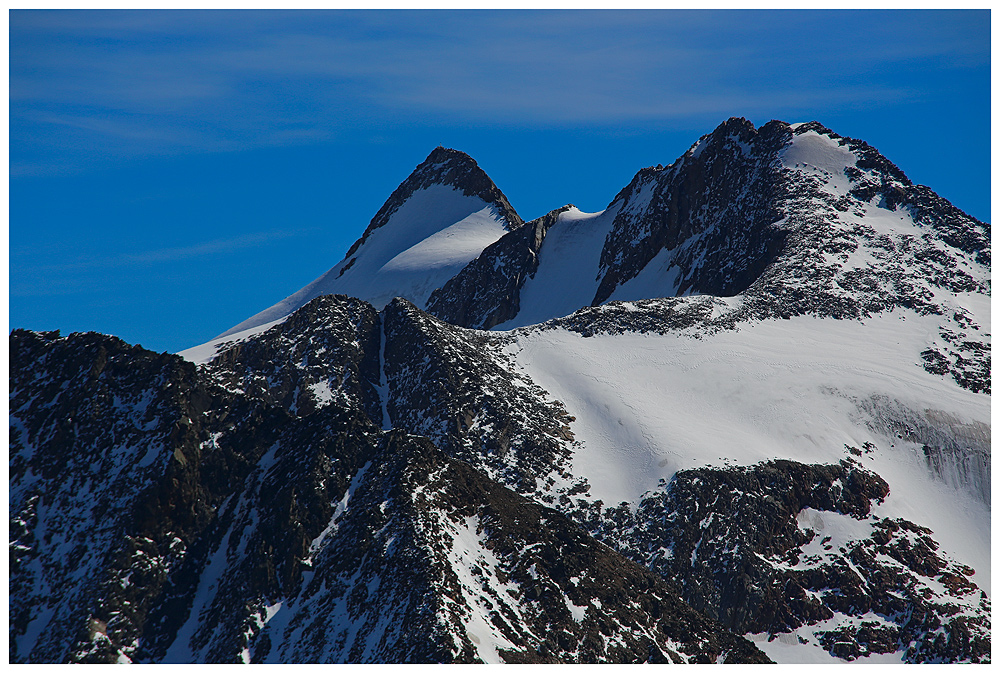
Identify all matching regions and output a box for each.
[579,458,990,663]
[594,117,792,305]
[339,146,523,268]
[426,206,571,329]
[590,118,989,327]
[202,295,383,420]
[139,405,384,663]
[582,119,990,398]
[247,432,771,663]
[919,327,991,395]
[241,432,469,664]
[591,459,891,631]
[10,329,294,663]
[382,297,578,499]
[200,294,583,503]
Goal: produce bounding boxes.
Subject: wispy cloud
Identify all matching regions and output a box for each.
[26,228,319,274]
[10,9,989,173]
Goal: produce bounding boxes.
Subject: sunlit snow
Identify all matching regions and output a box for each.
[495,205,618,329]
[218,185,511,338]
[506,310,990,589]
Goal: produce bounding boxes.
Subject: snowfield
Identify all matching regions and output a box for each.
[506,308,990,591]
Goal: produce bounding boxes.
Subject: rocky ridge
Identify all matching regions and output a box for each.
[203,294,583,501]
[382,297,580,499]
[10,328,292,663]
[202,295,383,421]
[594,118,792,305]
[10,326,771,663]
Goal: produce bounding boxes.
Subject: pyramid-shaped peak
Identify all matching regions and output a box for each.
[213,148,524,339]
[405,146,517,217]
[358,147,523,243]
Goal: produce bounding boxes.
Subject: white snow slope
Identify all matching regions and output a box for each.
[505,303,989,663]
[495,205,620,330]
[219,185,513,338]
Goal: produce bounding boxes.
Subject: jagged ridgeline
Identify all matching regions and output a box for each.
[10,118,990,663]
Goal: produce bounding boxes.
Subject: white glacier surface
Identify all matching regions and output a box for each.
[506,309,990,590]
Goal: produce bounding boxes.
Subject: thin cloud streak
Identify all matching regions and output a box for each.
[18,228,320,276]
[10,9,989,173]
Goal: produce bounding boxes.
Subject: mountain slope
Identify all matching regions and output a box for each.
[10,328,296,663]
[249,431,771,664]
[9,328,770,664]
[220,147,523,338]
[184,287,992,663]
[14,292,989,663]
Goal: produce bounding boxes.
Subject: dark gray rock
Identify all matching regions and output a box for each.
[202,294,383,419]
[10,329,294,663]
[577,458,990,663]
[383,297,578,499]
[244,431,771,663]
[594,117,792,306]
[426,206,572,329]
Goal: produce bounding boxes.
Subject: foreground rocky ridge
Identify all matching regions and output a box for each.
[10,327,770,663]
[11,292,991,663]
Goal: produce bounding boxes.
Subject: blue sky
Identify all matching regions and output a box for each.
[9,9,991,353]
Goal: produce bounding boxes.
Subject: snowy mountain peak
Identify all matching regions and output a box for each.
[353,145,523,254]
[217,146,523,337]
[209,117,988,401]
